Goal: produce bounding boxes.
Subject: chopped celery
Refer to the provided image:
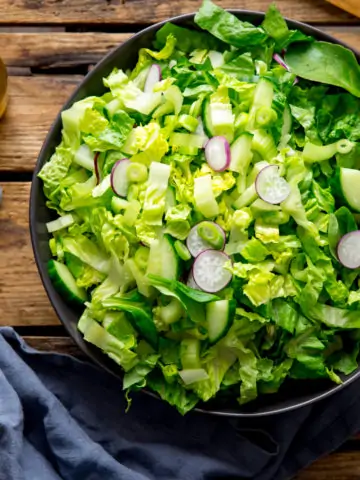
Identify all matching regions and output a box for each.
[233,184,258,209]
[252,130,277,161]
[247,78,274,130]
[197,221,224,249]
[194,174,219,218]
[229,133,253,174]
[126,163,148,183]
[303,140,354,163]
[174,240,192,261]
[177,146,199,156]
[111,197,129,213]
[157,298,184,325]
[164,85,183,115]
[177,114,199,133]
[123,200,141,226]
[74,144,95,171]
[303,141,338,163]
[46,214,74,233]
[142,162,171,225]
[255,107,278,127]
[170,132,205,149]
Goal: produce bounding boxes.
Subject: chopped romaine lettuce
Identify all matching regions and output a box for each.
[38,0,360,415]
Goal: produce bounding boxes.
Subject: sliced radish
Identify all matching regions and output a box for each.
[144,64,161,93]
[193,250,232,293]
[337,231,360,269]
[273,53,298,85]
[205,136,231,172]
[186,270,200,290]
[186,222,226,258]
[110,158,131,197]
[255,165,290,205]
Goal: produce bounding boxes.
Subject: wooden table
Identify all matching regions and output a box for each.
[0,1,360,478]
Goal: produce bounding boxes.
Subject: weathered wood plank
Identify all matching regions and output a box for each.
[0,0,356,25]
[0,32,130,70]
[0,26,359,172]
[24,336,83,356]
[0,182,59,326]
[0,75,80,172]
[326,27,360,51]
[1,30,360,72]
[295,452,360,479]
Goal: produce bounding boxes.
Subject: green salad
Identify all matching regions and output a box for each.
[39,0,360,414]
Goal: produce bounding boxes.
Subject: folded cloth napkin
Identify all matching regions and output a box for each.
[1,327,360,480]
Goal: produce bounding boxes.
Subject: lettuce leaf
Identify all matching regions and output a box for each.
[195,0,267,48]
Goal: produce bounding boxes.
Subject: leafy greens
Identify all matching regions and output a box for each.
[39,0,360,414]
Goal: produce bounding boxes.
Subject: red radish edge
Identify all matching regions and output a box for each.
[192,249,232,293]
[205,136,231,172]
[144,64,162,93]
[110,158,131,197]
[337,231,360,269]
[273,53,299,85]
[273,53,289,70]
[186,222,226,258]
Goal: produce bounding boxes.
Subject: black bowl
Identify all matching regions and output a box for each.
[30,11,360,417]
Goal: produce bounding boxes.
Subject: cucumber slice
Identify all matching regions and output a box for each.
[147,234,180,280]
[48,259,87,305]
[206,300,235,344]
[202,97,215,138]
[340,167,360,212]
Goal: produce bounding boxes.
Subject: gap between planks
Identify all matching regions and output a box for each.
[0,0,358,26]
[1,29,360,71]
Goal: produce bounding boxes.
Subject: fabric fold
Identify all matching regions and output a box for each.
[0,327,359,480]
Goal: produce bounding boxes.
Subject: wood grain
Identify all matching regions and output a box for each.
[325,27,360,51]
[1,30,360,72]
[0,0,356,25]
[0,32,130,70]
[0,75,80,172]
[0,182,59,326]
[296,452,360,479]
[24,336,83,356]
[0,27,359,172]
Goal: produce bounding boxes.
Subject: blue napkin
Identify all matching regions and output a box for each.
[0,327,359,480]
